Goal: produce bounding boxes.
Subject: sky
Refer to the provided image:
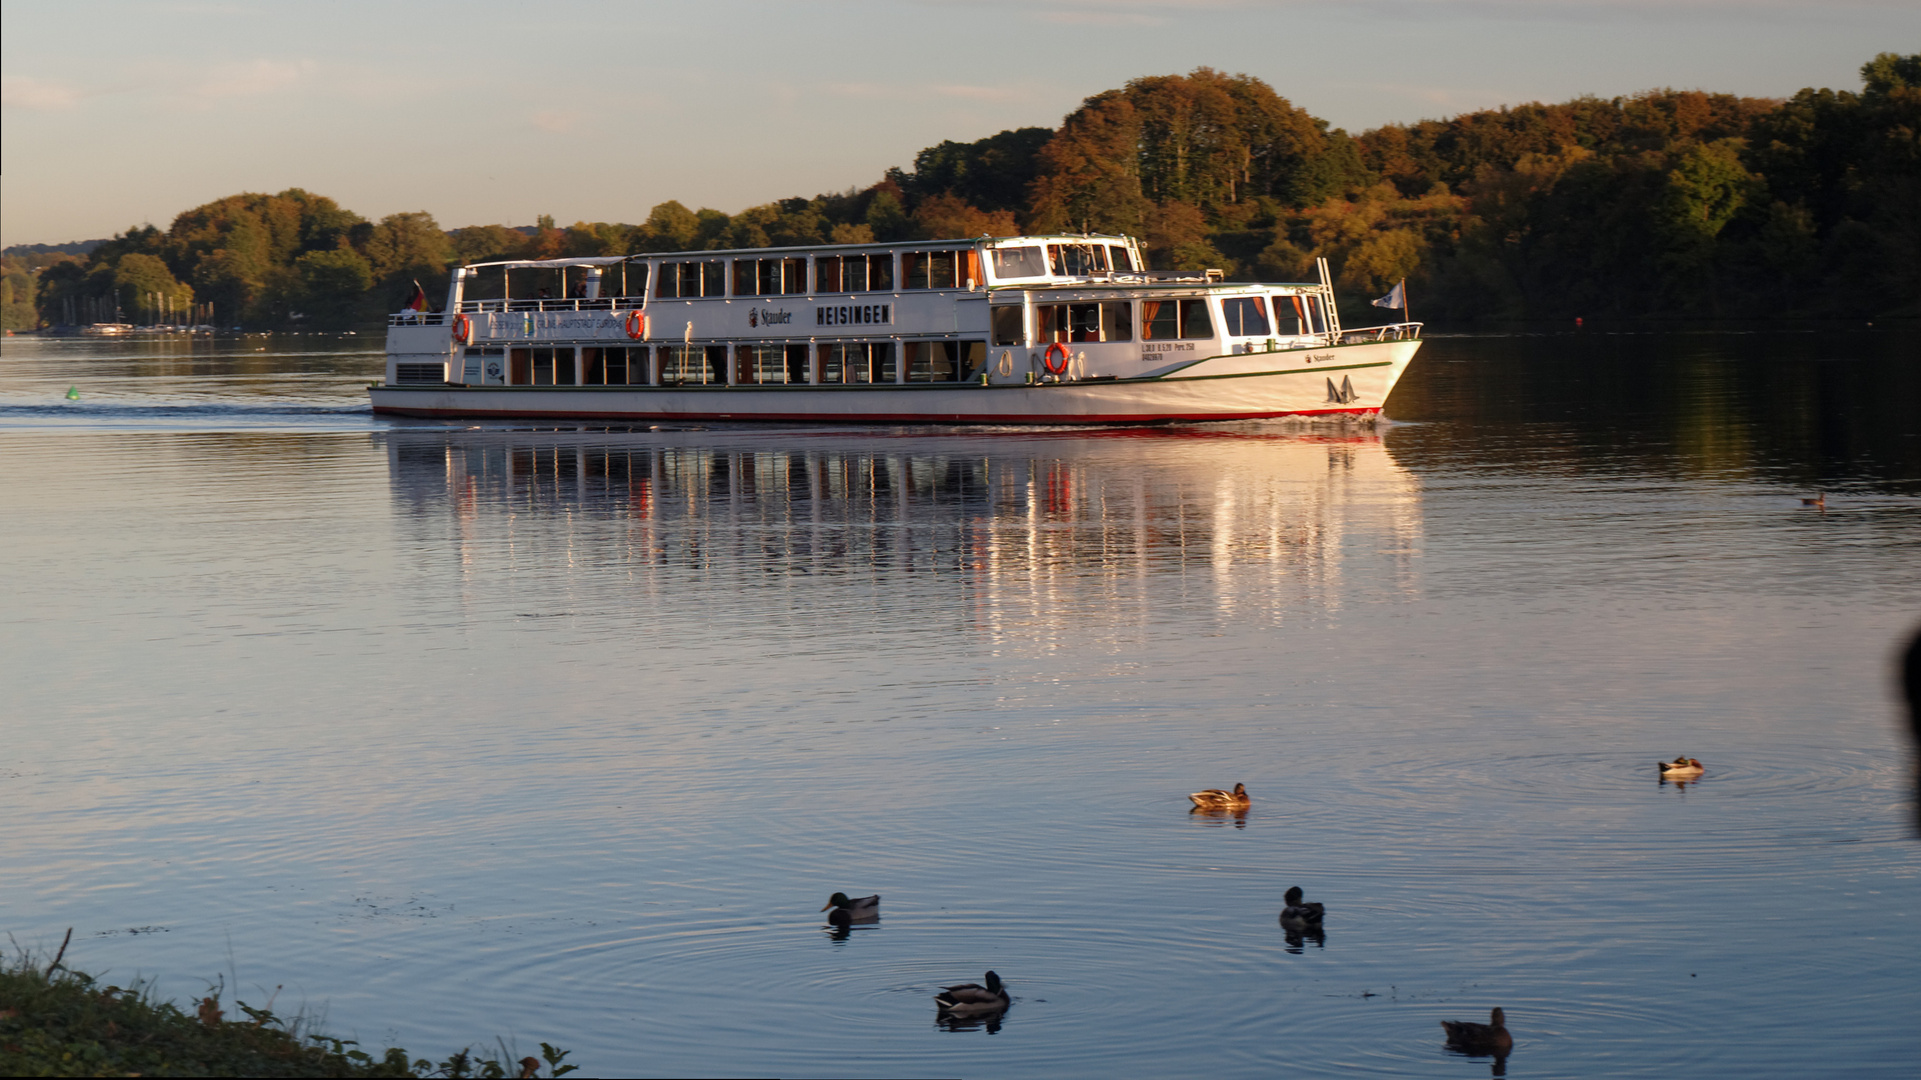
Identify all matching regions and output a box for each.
[2,0,1915,248]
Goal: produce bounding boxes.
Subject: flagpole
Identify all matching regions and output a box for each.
[1404,279,1411,327]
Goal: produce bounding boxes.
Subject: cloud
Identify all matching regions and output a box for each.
[2,76,85,111]
[189,59,314,102]
[531,110,581,133]
[933,84,1030,102]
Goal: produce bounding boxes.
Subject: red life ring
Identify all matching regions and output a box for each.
[624,310,647,340]
[450,313,473,345]
[1043,341,1070,374]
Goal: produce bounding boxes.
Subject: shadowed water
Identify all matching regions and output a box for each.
[2,328,1917,1077]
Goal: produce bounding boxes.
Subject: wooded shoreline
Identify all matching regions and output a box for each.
[4,53,1914,334]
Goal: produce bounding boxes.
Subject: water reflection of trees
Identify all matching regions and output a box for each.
[383,427,1424,626]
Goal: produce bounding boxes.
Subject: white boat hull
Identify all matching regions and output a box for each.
[370,340,1419,425]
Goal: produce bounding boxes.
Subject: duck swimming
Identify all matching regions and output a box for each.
[1658,757,1705,778]
[934,971,1010,1016]
[1279,886,1325,927]
[820,892,880,927]
[1189,782,1249,809]
[1441,1007,1513,1056]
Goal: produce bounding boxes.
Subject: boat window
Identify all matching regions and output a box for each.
[990,246,1046,280]
[1140,298,1213,340]
[1107,245,1136,272]
[902,249,981,289]
[903,340,989,382]
[1273,294,1326,335]
[530,346,576,385]
[735,344,792,384]
[733,257,808,297]
[818,342,895,384]
[1036,302,1133,343]
[1047,243,1109,276]
[1221,297,1271,337]
[659,344,725,383]
[1179,298,1213,338]
[583,347,642,385]
[655,260,726,298]
[991,305,1024,346]
[815,254,893,293]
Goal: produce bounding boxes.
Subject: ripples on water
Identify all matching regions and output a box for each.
[2,331,1918,1077]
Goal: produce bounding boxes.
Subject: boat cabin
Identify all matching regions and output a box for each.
[385,234,1357,389]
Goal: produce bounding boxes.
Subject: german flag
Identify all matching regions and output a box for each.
[405,280,429,312]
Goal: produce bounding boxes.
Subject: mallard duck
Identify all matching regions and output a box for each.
[1658,757,1704,778]
[934,971,1009,1016]
[1441,1007,1513,1056]
[1189,782,1249,809]
[1801,493,1825,508]
[821,892,880,927]
[1279,886,1325,927]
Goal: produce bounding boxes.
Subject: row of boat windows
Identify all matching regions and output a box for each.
[474,342,991,386]
[993,294,1329,345]
[648,243,1136,299]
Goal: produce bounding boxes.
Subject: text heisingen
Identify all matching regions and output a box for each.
[816,304,892,326]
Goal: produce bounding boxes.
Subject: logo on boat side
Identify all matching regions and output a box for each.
[749,308,794,328]
[816,303,891,327]
[1325,375,1356,404]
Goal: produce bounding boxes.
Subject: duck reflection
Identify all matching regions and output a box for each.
[1282,924,1326,953]
[1187,805,1249,829]
[935,1010,1006,1034]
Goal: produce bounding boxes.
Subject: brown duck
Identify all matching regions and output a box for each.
[1188,782,1249,809]
[1441,1007,1513,1056]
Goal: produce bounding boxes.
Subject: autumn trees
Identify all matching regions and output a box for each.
[16,54,1916,330]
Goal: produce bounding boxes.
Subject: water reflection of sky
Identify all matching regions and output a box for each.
[3,332,1919,1078]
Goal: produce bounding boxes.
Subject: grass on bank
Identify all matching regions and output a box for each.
[0,933,577,1078]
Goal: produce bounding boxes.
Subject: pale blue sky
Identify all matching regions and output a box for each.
[2,0,1914,247]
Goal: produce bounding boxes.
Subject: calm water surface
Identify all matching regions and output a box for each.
[3,329,1918,1077]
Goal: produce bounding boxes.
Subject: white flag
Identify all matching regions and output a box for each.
[1372,280,1406,310]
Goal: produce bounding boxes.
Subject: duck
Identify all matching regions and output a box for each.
[1658,756,1705,778]
[820,892,880,927]
[1800,493,1826,508]
[1441,1007,1513,1056]
[1279,886,1325,927]
[1189,782,1249,809]
[934,970,1010,1016]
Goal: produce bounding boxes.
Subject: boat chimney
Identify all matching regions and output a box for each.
[584,267,603,299]
[449,267,470,311]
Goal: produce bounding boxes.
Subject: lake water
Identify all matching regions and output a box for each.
[3,328,1917,1078]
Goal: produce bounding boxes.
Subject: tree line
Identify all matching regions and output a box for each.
[4,52,1912,332]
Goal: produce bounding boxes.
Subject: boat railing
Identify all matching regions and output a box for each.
[453,297,638,314]
[1338,322,1422,344]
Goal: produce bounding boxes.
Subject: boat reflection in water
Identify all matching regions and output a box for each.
[379,424,1423,633]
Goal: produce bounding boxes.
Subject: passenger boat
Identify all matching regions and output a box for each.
[368,234,1421,425]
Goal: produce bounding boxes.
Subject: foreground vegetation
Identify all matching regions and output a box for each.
[3,52,1913,332]
[0,940,576,1078]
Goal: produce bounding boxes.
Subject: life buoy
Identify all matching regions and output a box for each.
[624,310,647,340]
[1043,341,1070,374]
[450,313,473,345]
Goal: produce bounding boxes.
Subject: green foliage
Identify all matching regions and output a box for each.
[2,256,38,331]
[0,953,576,1078]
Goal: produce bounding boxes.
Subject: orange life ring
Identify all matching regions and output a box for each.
[450,313,472,345]
[1043,341,1070,374]
[624,310,647,340]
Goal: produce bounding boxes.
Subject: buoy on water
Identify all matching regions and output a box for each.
[66,386,80,401]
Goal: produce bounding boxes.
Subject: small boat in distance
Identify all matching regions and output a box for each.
[369,234,1421,425]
